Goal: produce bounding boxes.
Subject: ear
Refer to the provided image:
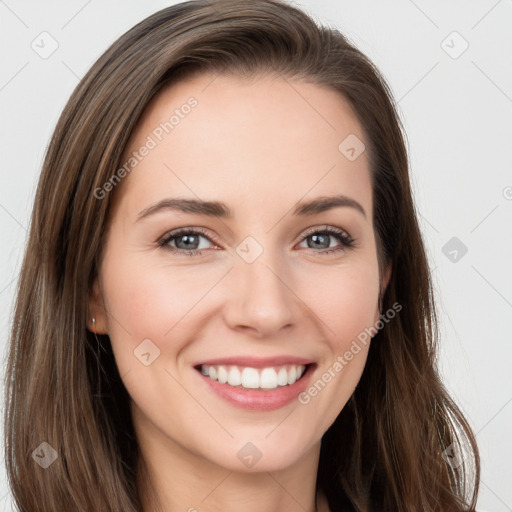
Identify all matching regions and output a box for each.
[374,262,392,323]
[381,262,392,295]
[88,277,108,334]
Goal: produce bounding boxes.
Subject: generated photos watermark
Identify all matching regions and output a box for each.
[298,301,402,405]
[94,96,198,199]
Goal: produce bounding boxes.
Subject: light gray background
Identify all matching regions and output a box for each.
[1,1,511,510]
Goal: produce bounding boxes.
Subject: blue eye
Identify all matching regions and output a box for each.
[298,226,355,255]
[157,228,214,256]
[157,226,355,257]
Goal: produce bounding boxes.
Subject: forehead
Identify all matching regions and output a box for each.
[115,72,372,221]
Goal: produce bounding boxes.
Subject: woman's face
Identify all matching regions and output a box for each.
[90,72,389,472]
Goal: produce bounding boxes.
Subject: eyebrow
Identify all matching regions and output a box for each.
[136,194,367,222]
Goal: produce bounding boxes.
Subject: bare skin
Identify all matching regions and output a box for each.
[90,72,390,512]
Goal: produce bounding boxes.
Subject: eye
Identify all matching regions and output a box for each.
[157,225,356,257]
[297,226,355,256]
[157,227,217,256]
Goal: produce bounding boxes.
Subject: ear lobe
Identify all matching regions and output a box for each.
[88,278,108,334]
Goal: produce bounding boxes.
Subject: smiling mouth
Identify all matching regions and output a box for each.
[193,363,314,391]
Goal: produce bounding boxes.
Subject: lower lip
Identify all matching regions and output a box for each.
[195,365,315,411]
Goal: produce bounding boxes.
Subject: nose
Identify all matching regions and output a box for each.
[223,253,298,338]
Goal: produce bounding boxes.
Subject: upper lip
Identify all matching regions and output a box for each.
[194,355,314,369]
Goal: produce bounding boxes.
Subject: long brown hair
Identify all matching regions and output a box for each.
[4,1,479,510]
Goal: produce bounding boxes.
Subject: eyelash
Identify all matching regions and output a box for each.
[157,225,356,257]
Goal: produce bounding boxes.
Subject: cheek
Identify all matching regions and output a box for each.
[333,277,380,341]
[299,258,379,402]
[297,269,380,416]
[99,252,208,370]
[301,259,381,346]
[102,244,381,360]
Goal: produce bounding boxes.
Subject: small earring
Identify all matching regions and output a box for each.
[90,317,106,359]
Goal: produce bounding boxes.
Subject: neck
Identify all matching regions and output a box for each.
[134,411,329,512]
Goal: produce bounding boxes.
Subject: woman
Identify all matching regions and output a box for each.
[3,0,479,510]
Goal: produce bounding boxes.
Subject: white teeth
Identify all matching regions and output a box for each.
[277,367,289,386]
[227,366,242,386]
[287,366,297,385]
[241,368,260,389]
[260,368,277,389]
[199,364,307,389]
[218,366,228,384]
